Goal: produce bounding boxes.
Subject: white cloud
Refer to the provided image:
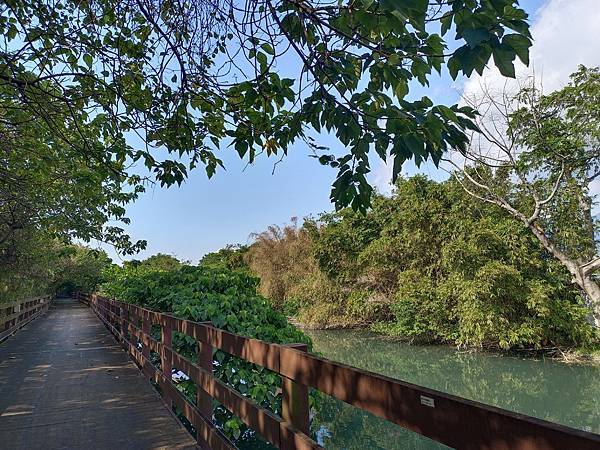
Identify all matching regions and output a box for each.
[372,157,394,195]
[371,0,600,192]
[460,0,600,199]
[463,0,600,99]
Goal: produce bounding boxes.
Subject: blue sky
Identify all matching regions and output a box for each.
[100,0,564,264]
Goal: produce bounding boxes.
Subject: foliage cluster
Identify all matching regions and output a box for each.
[454,65,600,326]
[50,246,113,296]
[123,253,183,271]
[0,241,112,303]
[0,92,143,298]
[100,264,311,442]
[1,0,532,221]
[199,245,250,273]
[244,176,596,350]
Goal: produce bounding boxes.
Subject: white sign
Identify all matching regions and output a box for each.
[420,395,435,408]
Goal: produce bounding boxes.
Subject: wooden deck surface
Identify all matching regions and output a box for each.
[0,297,196,450]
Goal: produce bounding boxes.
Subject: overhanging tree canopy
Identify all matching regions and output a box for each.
[0,95,145,261]
[1,0,532,224]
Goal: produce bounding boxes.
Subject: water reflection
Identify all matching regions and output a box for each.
[312,393,450,450]
[306,329,600,439]
[240,330,599,449]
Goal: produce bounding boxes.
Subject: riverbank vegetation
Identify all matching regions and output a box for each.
[453,66,600,327]
[212,176,598,352]
[203,67,600,353]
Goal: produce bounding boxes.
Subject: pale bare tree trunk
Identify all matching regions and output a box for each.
[526,221,600,327]
[579,273,600,327]
[449,73,600,326]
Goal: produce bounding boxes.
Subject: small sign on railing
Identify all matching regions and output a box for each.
[420,395,435,408]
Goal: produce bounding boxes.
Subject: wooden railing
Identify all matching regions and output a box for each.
[75,292,600,450]
[0,295,52,342]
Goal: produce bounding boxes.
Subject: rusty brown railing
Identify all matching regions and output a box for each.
[0,295,52,342]
[75,292,600,450]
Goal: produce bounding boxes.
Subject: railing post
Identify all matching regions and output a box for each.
[161,317,172,372]
[7,305,13,330]
[161,316,173,409]
[14,302,20,328]
[120,305,127,342]
[196,322,213,449]
[142,311,150,360]
[281,343,310,437]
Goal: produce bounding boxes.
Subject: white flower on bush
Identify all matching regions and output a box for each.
[171,369,190,382]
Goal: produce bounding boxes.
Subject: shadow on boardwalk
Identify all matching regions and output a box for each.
[0,297,195,450]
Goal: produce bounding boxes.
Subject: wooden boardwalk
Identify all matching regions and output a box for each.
[0,297,195,450]
[2,294,599,450]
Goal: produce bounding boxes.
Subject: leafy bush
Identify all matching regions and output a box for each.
[100,265,312,442]
[345,177,596,349]
[241,176,597,350]
[199,244,250,273]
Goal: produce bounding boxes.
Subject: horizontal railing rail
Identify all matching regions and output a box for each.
[75,292,600,450]
[0,295,52,342]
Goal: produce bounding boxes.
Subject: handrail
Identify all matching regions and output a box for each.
[75,292,600,450]
[0,295,52,342]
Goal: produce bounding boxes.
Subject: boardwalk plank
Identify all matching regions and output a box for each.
[0,298,196,450]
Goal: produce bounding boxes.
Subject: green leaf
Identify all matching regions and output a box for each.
[503,34,531,66]
[492,45,516,78]
[401,134,425,156]
[450,46,478,77]
[462,28,491,48]
[447,56,460,80]
[435,105,458,122]
[261,43,275,55]
[440,13,452,36]
[394,80,409,100]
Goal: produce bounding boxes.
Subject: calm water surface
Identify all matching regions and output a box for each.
[305,329,600,449]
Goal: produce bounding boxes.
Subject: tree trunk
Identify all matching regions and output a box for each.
[577,272,600,328]
[526,222,600,327]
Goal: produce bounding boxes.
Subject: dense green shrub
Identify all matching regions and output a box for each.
[100,265,311,442]
[242,176,597,350]
[348,178,596,349]
[199,245,250,273]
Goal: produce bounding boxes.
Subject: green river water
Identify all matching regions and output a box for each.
[304,329,600,449]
